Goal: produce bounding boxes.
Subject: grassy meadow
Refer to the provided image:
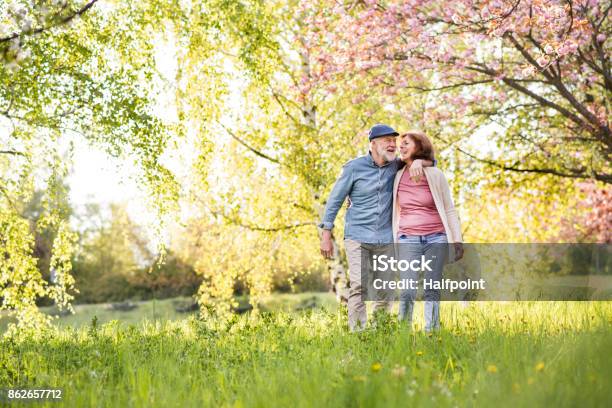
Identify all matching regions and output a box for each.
[1,296,611,407]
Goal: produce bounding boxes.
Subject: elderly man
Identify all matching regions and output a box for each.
[319,124,435,331]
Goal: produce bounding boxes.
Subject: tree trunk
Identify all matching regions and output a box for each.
[297,29,349,304]
[328,234,349,304]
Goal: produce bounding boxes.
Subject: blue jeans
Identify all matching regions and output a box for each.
[397,232,448,332]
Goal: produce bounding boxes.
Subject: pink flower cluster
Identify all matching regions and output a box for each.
[302,0,607,112]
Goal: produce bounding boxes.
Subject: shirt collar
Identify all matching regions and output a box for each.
[367,151,375,166]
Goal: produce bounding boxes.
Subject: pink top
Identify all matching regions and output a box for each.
[397,171,445,236]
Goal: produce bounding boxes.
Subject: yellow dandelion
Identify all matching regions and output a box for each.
[486,364,498,373]
[416,351,424,356]
[371,362,382,372]
[535,362,545,372]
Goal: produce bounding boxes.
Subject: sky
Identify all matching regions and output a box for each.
[66,29,182,239]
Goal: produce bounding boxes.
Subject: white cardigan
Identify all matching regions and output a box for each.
[392,166,463,244]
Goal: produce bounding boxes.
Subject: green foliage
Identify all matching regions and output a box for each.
[0,209,50,336]
[1,1,185,328]
[46,220,78,310]
[71,203,199,304]
[174,219,327,319]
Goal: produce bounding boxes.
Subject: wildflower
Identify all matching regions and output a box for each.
[371,362,382,372]
[416,351,424,356]
[486,364,498,373]
[392,365,406,378]
[535,362,545,372]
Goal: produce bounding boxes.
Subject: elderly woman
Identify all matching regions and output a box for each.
[392,130,463,331]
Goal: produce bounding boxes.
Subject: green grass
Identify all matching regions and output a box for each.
[0,298,611,407]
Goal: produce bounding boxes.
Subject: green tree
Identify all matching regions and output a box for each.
[0,1,185,332]
[173,0,427,307]
[72,203,151,303]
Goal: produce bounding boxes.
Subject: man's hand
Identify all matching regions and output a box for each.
[454,242,464,262]
[409,159,424,181]
[320,229,334,259]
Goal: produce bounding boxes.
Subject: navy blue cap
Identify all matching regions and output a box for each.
[368,124,399,141]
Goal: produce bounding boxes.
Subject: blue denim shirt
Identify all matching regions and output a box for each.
[319,153,404,244]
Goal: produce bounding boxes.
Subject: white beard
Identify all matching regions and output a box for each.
[380,151,396,163]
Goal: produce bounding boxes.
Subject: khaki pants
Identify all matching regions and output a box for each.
[344,239,393,331]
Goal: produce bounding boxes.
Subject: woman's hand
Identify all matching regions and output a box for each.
[454,242,464,261]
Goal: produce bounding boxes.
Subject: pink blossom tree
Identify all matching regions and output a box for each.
[559,182,611,242]
[304,0,610,183]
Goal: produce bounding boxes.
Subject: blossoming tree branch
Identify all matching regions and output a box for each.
[304,0,610,183]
